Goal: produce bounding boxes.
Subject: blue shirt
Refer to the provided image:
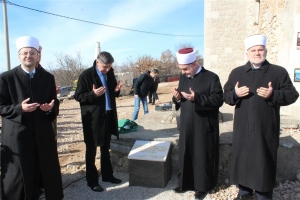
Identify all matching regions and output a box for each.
[95,67,112,111]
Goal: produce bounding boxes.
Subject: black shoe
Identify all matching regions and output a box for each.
[234,193,254,200]
[148,102,152,104]
[195,191,206,199]
[87,183,104,192]
[102,176,122,184]
[173,186,186,193]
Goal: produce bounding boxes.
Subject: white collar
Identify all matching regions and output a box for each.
[21,66,36,74]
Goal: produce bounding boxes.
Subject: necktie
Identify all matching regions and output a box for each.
[29,72,34,78]
[102,74,112,110]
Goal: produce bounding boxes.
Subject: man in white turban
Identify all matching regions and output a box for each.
[0,36,63,199]
[172,48,223,199]
[223,34,299,199]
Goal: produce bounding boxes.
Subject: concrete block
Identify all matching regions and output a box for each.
[128,147,172,188]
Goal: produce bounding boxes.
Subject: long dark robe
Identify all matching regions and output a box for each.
[172,67,223,192]
[223,60,299,192]
[0,66,63,200]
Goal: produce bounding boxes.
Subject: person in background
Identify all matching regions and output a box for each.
[0,36,63,200]
[74,51,124,192]
[172,48,223,200]
[35,45,60,139]
[148,68,160,105]
[132,68,159,120]
[223,34,299,200]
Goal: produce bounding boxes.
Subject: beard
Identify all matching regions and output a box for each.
[250,57,266,67]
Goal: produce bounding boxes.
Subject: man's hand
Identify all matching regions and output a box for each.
[257,82,273,99]
[115,81,124,92]
[235,82,250,98]
[56,86,61,94]
[40,100,55,112]
[134,94,139,98]
[93,84,106,97]
[22,98,40,112]
[181,88,195,101]
[173,88,181,101]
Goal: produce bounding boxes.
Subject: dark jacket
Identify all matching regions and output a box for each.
[223,60,299,192]
[150,76,160,93]
[172,67,223,192]
[0,66,63,200]
[134,73,154,98]
[74,61,120,146]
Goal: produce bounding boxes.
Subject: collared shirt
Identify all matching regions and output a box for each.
[95,66,112,111]
[21,66,36,76]
[250,63,262,70]
[191,65,202,78]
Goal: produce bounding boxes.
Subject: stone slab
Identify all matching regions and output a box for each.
[128,140,171,162]
[128,144,172,188]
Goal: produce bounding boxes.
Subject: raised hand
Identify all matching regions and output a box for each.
[40,100,55,112]
[56,86,61,94]
[115,81,124,92]
[257,82,273,99]
[181,87,195,101]
[235,82,250,98]
[93,84,106,97]
[22,98,40,112]
[173,88,181,101]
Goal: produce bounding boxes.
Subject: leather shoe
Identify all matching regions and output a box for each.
[87,184,104,192]
[173,186,186,193]
[195,191,206,199]
[102,176,122,184]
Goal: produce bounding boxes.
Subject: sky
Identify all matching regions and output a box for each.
[0,0,204,73]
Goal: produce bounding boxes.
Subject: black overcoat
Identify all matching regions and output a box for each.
[74,61,119,146]
[223,60,299,192]
[172,67,223,192]
[0,66,63,200]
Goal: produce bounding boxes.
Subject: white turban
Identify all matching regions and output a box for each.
[176,48,196,65]
[244,34,266,52]
[16,36,39,52]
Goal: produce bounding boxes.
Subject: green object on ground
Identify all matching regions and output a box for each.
[118,119,138,134]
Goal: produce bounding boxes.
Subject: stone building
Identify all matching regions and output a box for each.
[204,0,300,119]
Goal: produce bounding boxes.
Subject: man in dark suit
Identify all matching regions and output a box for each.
[74,51,124,192]
[0,36,63,200]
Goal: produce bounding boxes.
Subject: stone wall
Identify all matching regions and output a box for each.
[204,0,300,119]
[204,0,249,85]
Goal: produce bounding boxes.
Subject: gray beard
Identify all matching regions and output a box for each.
[251,58,266,66]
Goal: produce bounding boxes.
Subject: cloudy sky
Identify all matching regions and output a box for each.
[0,0,204,72]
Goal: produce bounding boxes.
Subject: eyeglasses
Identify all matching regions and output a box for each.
[19,51,38,56]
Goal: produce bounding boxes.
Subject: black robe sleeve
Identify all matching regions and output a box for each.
[45,74,60,122]
[0,75,23,124]
[74,71,99,104]
[267,69,299,106]
[223,69,241,106]
[194,74,223,111]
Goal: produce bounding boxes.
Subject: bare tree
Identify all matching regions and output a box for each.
[160,49,180,75]
[135,55,159,77]
[48,52,87,87]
